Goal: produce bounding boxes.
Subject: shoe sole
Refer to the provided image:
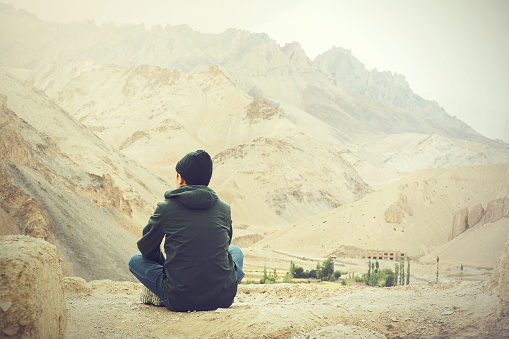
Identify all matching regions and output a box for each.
[140,287,163,306]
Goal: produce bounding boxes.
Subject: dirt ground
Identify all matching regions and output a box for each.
[63,276,506,339]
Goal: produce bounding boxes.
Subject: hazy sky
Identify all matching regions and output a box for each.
[5,0,509,141]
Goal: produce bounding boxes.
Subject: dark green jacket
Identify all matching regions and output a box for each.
[137,185,238,311]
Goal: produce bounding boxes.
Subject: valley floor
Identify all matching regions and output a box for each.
[64,277,506,338]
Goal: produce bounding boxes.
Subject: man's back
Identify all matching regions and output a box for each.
[129,150,243,312]
[138,185,238,311]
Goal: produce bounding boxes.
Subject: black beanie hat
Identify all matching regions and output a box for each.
[175,150,213,186]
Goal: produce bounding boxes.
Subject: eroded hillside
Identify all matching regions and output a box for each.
[259,164,509,270]
[27,61,372,226]
[0,69,166,281]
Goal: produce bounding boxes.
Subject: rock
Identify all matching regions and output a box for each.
[490,233,509,314]
[450,198,508,240]
[0,235,67,338]
[488,232,509,336]
[442,311,454,315]
[467,203,485,227]
[481,197,509,225]
[0,301,12,312]
[0,166,51,241]
[450,207,469,240]
[231,233,264,247]
[384,204,403,224]
[62,276,93,296]
[384,195,413,224]
[293,323,386,339]
[83,173,132,216]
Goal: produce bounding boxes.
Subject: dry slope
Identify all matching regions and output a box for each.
[258,164,509,270]
[28,61,372,226]
[0,68,166,281]
[64,230,509,338]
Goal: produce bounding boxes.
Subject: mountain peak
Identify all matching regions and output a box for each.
[313,46,367,78]
[0,3,38,21]
[282,41,310,68]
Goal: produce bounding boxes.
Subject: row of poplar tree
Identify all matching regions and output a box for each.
[365,259,410,287]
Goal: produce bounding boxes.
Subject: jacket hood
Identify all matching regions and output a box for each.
[165,185,218,210]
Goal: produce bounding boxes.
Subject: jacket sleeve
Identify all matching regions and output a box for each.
[137,201,166,264]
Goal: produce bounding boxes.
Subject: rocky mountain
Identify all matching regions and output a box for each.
[0,68,167,281]
[0,3,508,283]
[1,3,506,174]
[0,4,492,144]
[26,60,371,227]
[342,132,509,187]
[259,163,509,268]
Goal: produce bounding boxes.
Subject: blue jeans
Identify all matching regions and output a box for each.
[128,245,245,311]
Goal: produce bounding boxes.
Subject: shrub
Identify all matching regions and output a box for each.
[283,262,295,283]
[394,263,399,285]
[243,279,259,284]
[381,268,395,287]
[307,269,317,279]
[290,264,317,279]
[260,266,277,284]
[364,265,395,288]
[333,270,341,280]
[306,270,316,279]
[384,274,395,287]
[283,273,293,283]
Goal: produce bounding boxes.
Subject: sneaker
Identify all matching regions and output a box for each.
[140,286,163,306]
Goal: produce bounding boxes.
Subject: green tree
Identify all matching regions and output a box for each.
[289,261,296,276]
[460,263,463,281]
[260,266,277,284]
[406,259,410,285]
[436,256,440,284]
[316,264,323,280]
[318,258,335,281]
[283,261,295,283]
[382,268,395,287]
[400,261,405,286]
[316,262,323,280]
[294,266,305,278]
[394,263,399,286]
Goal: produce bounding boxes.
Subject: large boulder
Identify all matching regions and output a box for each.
[488,232,509,336]
[491,233,509,315]
[0,235,67,338]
